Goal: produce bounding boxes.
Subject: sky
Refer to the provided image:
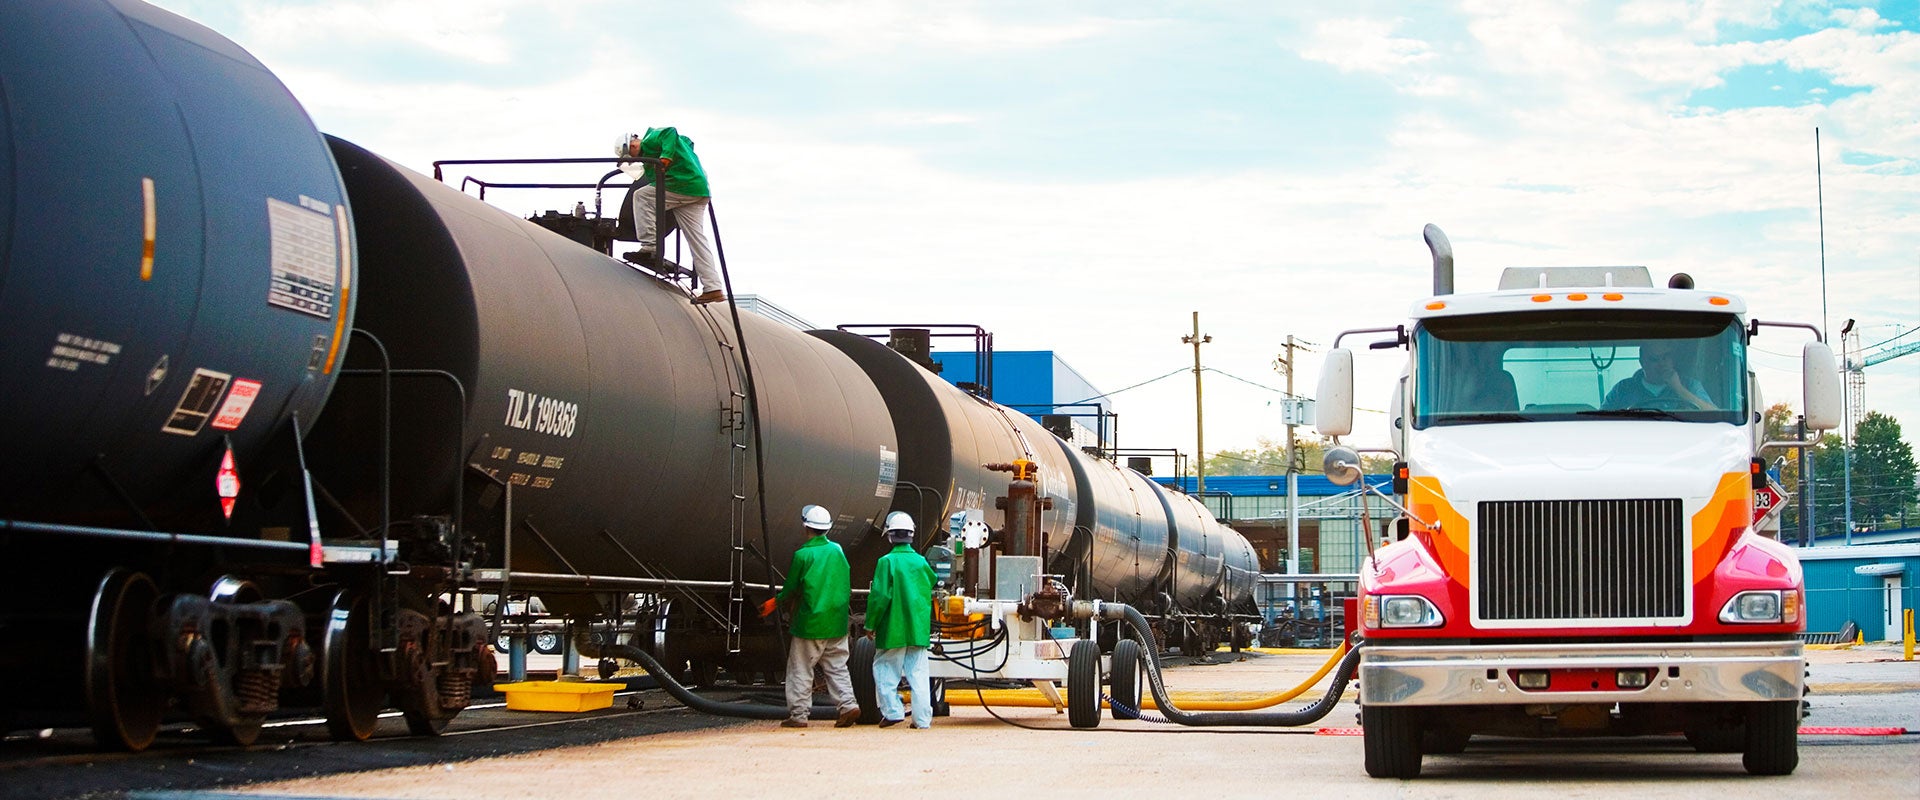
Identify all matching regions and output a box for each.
[152,0,1920,475]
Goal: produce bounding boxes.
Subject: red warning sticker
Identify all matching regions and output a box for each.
[209,379,263,431]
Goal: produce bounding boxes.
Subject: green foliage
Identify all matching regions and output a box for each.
[1201,435,1395,477]
[1805,411,1918,536]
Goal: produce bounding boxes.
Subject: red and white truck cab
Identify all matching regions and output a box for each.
[1315,226,1843,778]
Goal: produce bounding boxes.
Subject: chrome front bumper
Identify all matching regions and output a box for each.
[1359,640,1804,707]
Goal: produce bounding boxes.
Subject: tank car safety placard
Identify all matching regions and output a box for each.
[265,196,340,319]
[162,368,231,435]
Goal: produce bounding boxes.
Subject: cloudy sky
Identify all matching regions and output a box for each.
[154,0,1919,472]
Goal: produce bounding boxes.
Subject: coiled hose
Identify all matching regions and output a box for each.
[1113,604,1363,726]
[603,643,846,721]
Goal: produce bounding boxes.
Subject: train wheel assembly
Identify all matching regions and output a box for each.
[1361,705,1423,779]
[322,590,388,742]
[85,570,163,752]
[1066,639,1102,728]
[1108,639,1143,721]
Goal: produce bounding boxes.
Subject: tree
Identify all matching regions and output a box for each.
[1852,412,1917,527]
[1805,411,1919,536]
[1202,435,1394,477]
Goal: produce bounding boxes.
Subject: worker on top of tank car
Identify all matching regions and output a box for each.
[866,512,937,729]
[616,128,724,305]
[759,504,860,728]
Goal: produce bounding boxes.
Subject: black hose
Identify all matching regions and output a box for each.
[604,643,845,722]
[1112,604,1362,727]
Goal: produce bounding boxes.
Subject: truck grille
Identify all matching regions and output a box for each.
[1476,499,1685,621]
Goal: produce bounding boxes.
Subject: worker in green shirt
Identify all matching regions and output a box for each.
[866,512,937,728]
[616,127,723,304]
[759,504,860,728]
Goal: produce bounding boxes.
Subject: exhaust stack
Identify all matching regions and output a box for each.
[1424,224,1454,296]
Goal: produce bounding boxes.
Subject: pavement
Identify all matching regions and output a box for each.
[217,643,1918,800]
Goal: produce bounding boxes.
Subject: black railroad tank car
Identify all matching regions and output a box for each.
[815,330,1258,645]
[313,137,902,606]
[1,0,369,749]
[0,0,354,531]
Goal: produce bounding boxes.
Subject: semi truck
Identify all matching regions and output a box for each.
[1315,225,1843,778]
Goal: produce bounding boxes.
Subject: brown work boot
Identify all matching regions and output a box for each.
[834,708,860,728]
[780,719,808,728]
[691,289,725,305]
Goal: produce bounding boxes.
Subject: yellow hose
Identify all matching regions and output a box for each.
[945,642,1350,710]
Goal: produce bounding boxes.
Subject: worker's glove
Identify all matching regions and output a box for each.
[758,598,778,618]
[659,157,673,168]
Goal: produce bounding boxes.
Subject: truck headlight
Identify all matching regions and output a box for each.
[1719,590,1786,623]
[1376,595,1443,628]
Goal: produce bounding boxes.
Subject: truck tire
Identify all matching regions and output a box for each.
[1362,705,1423,779]
[1742,701,1799,775]
[849,636,880,725]
[1067,639,1102,728]
[532,630,562,655]
[1109,639,1143,720]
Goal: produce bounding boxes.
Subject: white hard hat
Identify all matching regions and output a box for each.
[801,504,833,531]
[884,511,915,534]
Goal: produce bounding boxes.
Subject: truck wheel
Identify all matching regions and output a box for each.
[1742,701,1799,775]
[1362,705,1423,779]
[1067,639,1102,728]
[1109,639,1143,720]
[532,631,562,655]
[849,636,880,724]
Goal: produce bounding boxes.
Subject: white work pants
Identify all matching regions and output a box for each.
[872,645,931,727]
[632,184,721,292]
[784,635,857,724]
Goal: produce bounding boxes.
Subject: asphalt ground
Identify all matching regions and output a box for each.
[4,644,1914,800]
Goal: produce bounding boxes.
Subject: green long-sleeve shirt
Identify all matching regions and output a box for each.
[865,543,935,649]
[774,534,851,639]
[637,126,710,197]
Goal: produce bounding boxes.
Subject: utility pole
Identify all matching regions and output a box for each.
[1182,312,1211,496]
[1841,318,1855,545]
[1275,336,1302,578]
[1797,415,1812,547]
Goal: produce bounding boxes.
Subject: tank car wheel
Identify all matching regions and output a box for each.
[1108,639,1143,721]
[929,678,949,717]
[322,590,388,742]
[209,717,264,747]
[86,570,164,752]
[404,709,451,736]
[1742,701,1800,775]
[1361,705,1423,779]
[1067,639,1102,728]
[848,636,880,724]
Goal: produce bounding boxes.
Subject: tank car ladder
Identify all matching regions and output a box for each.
[698,310,754,655]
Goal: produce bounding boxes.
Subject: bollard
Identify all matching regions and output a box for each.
[1905,608,1914,662]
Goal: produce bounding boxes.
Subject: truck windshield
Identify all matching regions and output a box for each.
[1412,310,1747,428]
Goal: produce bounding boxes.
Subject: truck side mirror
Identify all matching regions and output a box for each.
[1323,445,1362,486]
[1801,341,1842,430]
[1316,348,1354,437]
